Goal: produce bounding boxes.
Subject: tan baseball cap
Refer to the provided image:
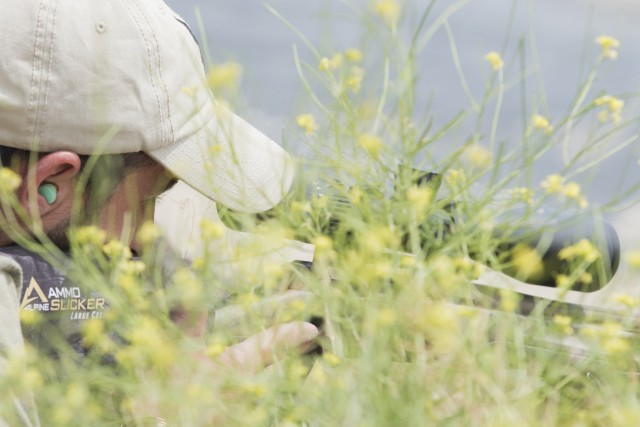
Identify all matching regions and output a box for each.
[0,0,293,213]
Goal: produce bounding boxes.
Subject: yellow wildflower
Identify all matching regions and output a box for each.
[357,133,383,159]
[0,168,21,194]
[313,235,333,253]
[206,61,243,90]
[345,48,363,63]
[406,185,433,216]
[484,51,504,71]
[532,114,553,134]
[595,95,624,124]
[73,226,107,247]
[464,144,493,169]
[510,187,534,205]
[563,182,581,199]
[510,244,544,281]
[296,113,318,135]
[319,53,343,72]
[322,352,341,367]
[555,274,572,289]
[596,35,620,60]
[553,314,574,335]
[625,250,640,268]
[376,307,397,325]
[499,289,520,313]
[102,240,132,259]
[201,219,225,239]
[541,174,565,194]
[611,293,640,309]
[346,66,365,93]
[558,239,600,263]
[445,169,467,188]
[374,0,401,26]
[136,221,161,246]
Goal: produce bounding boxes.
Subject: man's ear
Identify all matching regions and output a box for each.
[18,151,82,217]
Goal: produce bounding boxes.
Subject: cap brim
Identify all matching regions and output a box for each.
[148,102,294,213]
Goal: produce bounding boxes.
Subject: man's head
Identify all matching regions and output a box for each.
[0,146,175,251]
[0,0,294,249]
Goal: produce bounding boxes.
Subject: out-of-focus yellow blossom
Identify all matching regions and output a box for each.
[604,336,630,355]
[558,239,600,263]
[374,0,401,26]
[484,51,504,71]
[206,342,227,358]
[173,267,205,307]
[406,185,433,217]
[323,352,341,367]
[102,240,132,259]
[376,307,397,325]
[596,35,620,60]
[579,272,593,285]
[20,309,41,326]
[348,186,363,205]
[319,53,343,72]
[357,133,383,159]
[510,187,534,205]
[611,293,640,309]
[421,303,460,353]
[81,318,105,346]
[555,274,572,289]
[532,114,554,134]
[291,201,312,213]
[510,244,544,281]
[313,235,333,253]
[201,218,225,239]
[541,174,565,194]
[464,144,493,169]
[499,289,520,313]
[346,66,365,93]
[136,221,161,246]
[209,143,223,155]
[296,113,318,135]
[73,226,107,247]
[0,167,21,194]
[563,182,581,198]
[206,61,243,90]
[625,250,640,268]
[119,259,146,276]
[345,48,363,63]
[553,314,574,335]
[445,169,467,188]
[181,84,199,98]
[561,181,588,208]
[595,95,624,124]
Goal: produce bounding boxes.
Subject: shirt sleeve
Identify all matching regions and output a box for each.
[0,256,40,427]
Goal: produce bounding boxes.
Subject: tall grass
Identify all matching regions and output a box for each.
[3,0,640,425]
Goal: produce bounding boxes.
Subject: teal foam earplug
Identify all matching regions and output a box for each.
[38,183,57,204]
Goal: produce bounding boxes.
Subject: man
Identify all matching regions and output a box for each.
[0,0,318,424]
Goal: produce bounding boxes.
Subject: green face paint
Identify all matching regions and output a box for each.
[38,183,57,204]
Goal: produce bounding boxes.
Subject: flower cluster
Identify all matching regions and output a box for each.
[594,94,624,124]
[532,114,553,134]
[541,175,588,208]
[596,35,620,60]
[484,51,504,71]
[206,61,243,90]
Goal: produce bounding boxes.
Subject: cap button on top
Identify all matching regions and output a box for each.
[95,22,106,34]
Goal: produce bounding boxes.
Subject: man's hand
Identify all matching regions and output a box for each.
[216,321,319,373]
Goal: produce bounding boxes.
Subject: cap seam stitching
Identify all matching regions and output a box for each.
[119,0,165,145]
[25,0,47,143]
[39,0,60,144]
[130,0,174,145]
